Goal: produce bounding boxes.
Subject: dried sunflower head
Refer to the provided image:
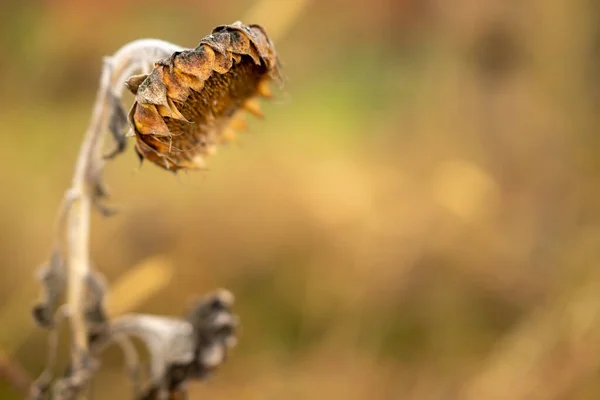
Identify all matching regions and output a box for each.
[127,21,282,171]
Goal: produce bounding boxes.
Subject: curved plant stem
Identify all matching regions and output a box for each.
[59,38,182,386]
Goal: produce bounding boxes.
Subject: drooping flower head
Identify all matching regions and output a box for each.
[127,21,281,171]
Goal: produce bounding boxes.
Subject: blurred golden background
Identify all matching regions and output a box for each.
[1,0,600,398]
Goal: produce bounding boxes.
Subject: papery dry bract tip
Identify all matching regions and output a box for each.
[125,74,148,95]
[128,22,282,172]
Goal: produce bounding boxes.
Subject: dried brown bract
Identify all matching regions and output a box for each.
[127,21,282,171]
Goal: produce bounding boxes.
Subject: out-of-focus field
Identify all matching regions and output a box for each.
[1,0,600,399]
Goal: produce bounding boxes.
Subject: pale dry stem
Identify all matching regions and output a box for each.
[55,38,182,393]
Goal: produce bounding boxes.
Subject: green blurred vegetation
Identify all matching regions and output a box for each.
[1,0,600,399]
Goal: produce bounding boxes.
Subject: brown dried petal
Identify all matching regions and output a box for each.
[173,45,215,83]
[248,24,282,82]
[222,25,262,65]
[136,69,169,107]
[226,30,252,55]
[246,25,274,61]
[159,66,191,102]
[138,132,171,153]
[201,31,231,56]
[173,68,205,93]
[132,103,171,137]
[125,74,148,95]
[135,137,178,171]
[231,53,242,64]
[156,98,188,122]
[218,22,271,66]
[213,52,233,74]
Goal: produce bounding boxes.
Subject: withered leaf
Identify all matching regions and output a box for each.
[128,21,282,171]
[104,90,129,160]
[32,250,66,328]
[87,290,237,400]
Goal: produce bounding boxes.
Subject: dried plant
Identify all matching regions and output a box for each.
[30,21,281,400]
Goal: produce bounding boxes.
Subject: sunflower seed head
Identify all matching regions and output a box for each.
[128,22,282,172]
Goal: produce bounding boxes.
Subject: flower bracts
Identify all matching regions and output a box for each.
[127,21,281,171]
